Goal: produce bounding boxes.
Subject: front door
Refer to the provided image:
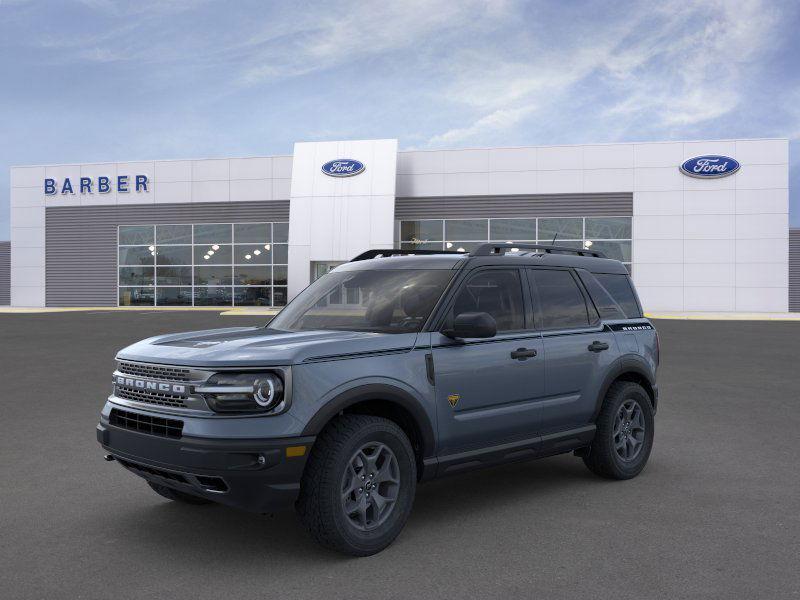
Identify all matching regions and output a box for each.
[431,268,545,455]
[526,268,617,434]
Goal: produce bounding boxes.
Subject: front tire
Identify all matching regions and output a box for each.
[297,414,417,556]
[583,381,654,480]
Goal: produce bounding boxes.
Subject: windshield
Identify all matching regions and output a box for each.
[269,269,455,334]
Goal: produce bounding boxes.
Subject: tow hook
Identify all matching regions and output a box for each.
[103,454,116,462]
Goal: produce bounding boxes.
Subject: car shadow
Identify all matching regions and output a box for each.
[98,454,602,563]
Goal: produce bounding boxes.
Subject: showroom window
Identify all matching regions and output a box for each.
[398,217,632,272]
[118,222,289,307]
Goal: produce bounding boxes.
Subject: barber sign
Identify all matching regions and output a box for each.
[680,155,740,179]
[321,159,365,177]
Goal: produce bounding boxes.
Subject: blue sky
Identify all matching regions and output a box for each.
[1,0,799,237]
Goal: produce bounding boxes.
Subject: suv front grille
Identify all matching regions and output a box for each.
[117,361,191,382]
[109,408,183,439]
[115,387,187,408]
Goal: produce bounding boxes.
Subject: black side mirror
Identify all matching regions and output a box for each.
[443,312,497,339]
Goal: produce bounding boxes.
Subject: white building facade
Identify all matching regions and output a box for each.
[7,137,791,312]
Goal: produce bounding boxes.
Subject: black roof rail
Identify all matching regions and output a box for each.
[470,243,607,258]
[350,249,467,262]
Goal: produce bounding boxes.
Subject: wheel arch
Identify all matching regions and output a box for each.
[301,383,436,473]
[593,357,657,420]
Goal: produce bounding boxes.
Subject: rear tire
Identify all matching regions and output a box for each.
[147,481,212,505]
[583,381,654,480]
[297,414,417,556]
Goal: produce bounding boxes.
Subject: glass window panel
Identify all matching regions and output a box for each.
[156,224,192,245]
[544,240,584,251]
[273,286,288,307]
[585,217,631,239]
[273,222,289,243]
[489,218,536,241]
[234,287,272,306]
[400,242,444,251]
[589,241,631,262]
[193,287,232,306]
[119,287,155,306]
[447,269,525,332]
[119,246,154,265]
[529,269,590,329]
[119,266,154,286]
[234,223,269,243]
[444,241,482,253]
[537,218,582,241]
[593,272,641,318]
[273,244,288,264]
[445,219,487,241]
[156,246,191,265]
[193,223,231,244]
[234,265,270,286]
[157,267,192,286]
[194,266,232,286]
[119,225,153,245]
[234,245,270,264]
[156,287,192,306]
[400,220,443,242]
[273,266,287,286]
[194,244,231,265]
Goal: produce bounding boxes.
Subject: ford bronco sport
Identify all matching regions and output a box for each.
[97,243,659,556]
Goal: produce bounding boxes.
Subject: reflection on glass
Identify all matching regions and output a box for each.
[156,287,192,306]
[538,218,582,241]
[400,220,443,243]
[194,245,232,265]
[119,226,153,245]
[234,223,269,243]
[119,267,154,286]
[444,219,487,241]
[193,223,231,244]
[156,224,192,245]
[157,267,192,286]
[156,246,192,265]
[273,222,289,243]
[119,287,155,306]
[489,218,536,241]
[194,287,232,306]
[234,265,270,286]
[585,217,631,239]
[234,287,271,306]
[195,266,232,286]
[119,246,154,266]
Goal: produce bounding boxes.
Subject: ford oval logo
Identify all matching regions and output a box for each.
[680,155,740,179]
[321,159,365,177]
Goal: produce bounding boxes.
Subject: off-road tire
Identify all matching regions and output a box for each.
[297,414,417,556]
[147,481,213,505]
[583,381,654,480]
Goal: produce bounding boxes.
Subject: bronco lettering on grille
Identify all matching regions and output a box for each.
[115,376,187,395]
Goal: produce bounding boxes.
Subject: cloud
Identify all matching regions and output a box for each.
[428,106,536,145]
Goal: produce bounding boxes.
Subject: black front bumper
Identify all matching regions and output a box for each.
[97,421,315,513]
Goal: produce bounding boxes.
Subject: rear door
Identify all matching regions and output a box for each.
[431,267,545,455]
[526,268,618,434]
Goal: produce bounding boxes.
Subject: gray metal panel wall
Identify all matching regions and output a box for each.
[790,228,800,312]
[0,241,10,306]
[45,201,290,307]
[394,193,633,219]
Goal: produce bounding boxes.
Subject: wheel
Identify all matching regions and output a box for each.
[582,381,654,480]
[297,414,417,556]
[147,481,213,505]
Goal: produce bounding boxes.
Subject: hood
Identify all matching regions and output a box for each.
[116,326,419,368]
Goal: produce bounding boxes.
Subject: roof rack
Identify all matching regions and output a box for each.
[350,249,467,262]
[470,243,607,258]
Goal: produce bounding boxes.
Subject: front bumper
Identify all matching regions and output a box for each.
[97,416,315,513]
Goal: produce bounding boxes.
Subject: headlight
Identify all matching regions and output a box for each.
[197,372,285,414]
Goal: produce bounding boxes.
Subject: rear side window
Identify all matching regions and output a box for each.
[529,269,590,329]
[593,273,642,318]
[447,269,526,332]
[576,270,626,320]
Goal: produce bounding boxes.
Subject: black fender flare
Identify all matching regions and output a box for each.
[593,355,657,419]
[301,383,436,458]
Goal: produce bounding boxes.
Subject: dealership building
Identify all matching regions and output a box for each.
[3,137,797,312]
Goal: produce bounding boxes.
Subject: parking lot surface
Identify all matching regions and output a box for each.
[1,312,799,599]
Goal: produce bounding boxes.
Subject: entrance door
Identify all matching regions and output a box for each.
[431,267,545,455]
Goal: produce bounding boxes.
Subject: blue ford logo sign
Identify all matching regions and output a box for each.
[321,159,365,177]
[680,155,740,178]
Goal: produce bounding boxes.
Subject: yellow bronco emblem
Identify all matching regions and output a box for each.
[447,394,460,408]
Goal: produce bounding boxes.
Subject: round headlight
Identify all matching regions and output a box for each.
[254,375,283,408]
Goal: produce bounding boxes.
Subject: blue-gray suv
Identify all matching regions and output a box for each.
[97,243,659,555]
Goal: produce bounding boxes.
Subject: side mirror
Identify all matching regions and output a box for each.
[443,312,497,339]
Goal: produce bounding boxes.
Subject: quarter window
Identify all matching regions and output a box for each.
[447,270,525,332]
[529,269,590,329]
[593,273,642,318]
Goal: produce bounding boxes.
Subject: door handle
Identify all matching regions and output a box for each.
[588,341,610,352]
[510,348,538,360]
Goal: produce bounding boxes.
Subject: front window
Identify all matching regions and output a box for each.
[270,269,454,334]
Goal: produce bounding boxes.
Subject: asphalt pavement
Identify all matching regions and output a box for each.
[1,312,798,599]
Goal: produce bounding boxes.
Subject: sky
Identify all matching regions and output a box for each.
[1,0,799,238]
